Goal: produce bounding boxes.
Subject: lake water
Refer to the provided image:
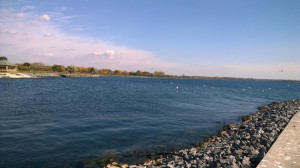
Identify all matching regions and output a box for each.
[0,77,299,167]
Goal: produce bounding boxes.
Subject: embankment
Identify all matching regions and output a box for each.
[102,99,299,168]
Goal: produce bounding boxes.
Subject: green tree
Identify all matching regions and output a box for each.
[66,66,75,73]
[75,66,88,73]
[89,67,96,74]
[142,71,151,76]
[113,70,122,75]
[51,65,65,72]
[0,56,8,61]
[17,64,30,71]
[121,70,129,76]
[29,62,51,71]
[129,72,136,76]
[154,71,165,77]
[31,62,44,71]
[136,70,142,76]
[23,62,31,66]
[98,68,112,75]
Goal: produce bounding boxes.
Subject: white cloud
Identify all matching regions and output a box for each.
[16,12,26,17]
[0,9,176,72]
[21,5,37,11]
[50,13,75,24]
[93,51,103,56]
[1,29,18,35]
[44,53,54,57]
[44,33,53,37]
[56,7,71,12]
[93,50,118,56]
[105,50,115,55]
[39,14,51,21]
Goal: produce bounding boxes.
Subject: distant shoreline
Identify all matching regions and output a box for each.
[15,72,300,82]
[9,71,299,82]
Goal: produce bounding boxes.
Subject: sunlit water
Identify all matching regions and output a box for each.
[0,77,299,167]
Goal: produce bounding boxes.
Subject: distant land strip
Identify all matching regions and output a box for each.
[1,56,298,81]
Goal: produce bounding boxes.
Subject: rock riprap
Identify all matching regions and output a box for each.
[105,99,299,168]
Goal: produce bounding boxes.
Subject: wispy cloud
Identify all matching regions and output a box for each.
[16,12,26,17]
[21,5,36,11]
[44,32,53,37]
[44,53,54,57]
[55,7,72,12]
[93,50,118,56]
[0,7,176,72]
[49,12,76,24]
[39,14,51,21]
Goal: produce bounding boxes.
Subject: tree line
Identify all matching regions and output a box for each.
[0,56,8,61]
[16,62,167,77]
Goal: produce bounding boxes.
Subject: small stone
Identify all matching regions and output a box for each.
[112,162,118,166]
[227,162,239,168]
[190,147,197,156]
[203,154,210,161]
[261,137,268,145]
[240,125,248,129]
[228,155,236,163]
[177,161,184,166]
[107,165,120,168]
[233,149,243,155]
[121,164,129,168]
[234,140,240,145]
[254,149,265,163]
[206,149,212,155]
[190,160,197,164]
[249,148,259,158]
[167,163,175,168]
[129,165,136,168]
[242,156,250,166]
[219,158,229,164]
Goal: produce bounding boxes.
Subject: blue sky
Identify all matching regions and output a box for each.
[0,0,299,79]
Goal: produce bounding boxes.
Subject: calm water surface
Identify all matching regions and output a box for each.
[0,77,299,167]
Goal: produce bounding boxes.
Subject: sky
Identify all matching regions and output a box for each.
[0,0,299,80]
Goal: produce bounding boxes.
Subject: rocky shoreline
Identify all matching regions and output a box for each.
[0,72,32,78]
[102,99,299,168]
